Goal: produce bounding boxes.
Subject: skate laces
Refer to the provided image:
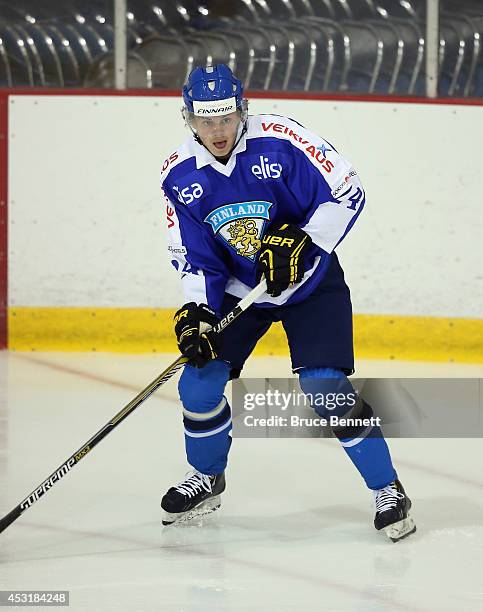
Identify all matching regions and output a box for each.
[174,470,213,499]
[373,482,404,513]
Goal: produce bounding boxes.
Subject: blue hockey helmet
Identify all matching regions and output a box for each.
[182,64,245,117]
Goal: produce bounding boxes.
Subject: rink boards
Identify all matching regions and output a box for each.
[1,91,482,361]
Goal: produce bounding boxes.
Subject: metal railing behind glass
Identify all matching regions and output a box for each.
[0,0,482,98]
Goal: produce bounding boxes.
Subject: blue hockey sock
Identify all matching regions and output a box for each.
[299,367,397,490]
[179,360,232,475]
[339,428,397,490]
[183,397,232,475]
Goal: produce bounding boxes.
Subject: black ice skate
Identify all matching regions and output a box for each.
[161,470,226,526]
[373,479,416,542]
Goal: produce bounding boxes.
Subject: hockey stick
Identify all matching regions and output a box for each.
[0,279,268,535]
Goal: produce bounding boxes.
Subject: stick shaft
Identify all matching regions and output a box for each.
[0,280,266,535]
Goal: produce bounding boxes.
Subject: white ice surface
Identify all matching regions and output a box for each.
[1,353,483,612]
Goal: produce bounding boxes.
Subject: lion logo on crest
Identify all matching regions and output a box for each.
[204,201,272,260]
[227,219,262,258]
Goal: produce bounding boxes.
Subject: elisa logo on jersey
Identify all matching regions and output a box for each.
[173,182,204,206]
[251,155,283,180]
[204,201,273,260]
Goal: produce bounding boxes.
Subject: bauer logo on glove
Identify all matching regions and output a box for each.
[174,302,221,368]
[257,224,312,297]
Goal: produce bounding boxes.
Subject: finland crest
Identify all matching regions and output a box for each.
[204,201,272,260]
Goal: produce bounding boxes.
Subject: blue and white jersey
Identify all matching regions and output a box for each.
[161,114,365,315]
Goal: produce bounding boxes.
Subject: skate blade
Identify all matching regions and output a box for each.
[384,515,416,542]
[162,495,221,526]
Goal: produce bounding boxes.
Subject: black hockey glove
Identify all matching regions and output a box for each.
[257,224,312,297]
[174,302,220,368]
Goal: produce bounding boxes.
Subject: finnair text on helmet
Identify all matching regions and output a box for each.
[198,106,233,115]
[193,97,237,116]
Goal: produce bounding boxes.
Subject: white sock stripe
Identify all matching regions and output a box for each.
[183,397,227,421]
[339,424,374,448]
[184,418,232,438]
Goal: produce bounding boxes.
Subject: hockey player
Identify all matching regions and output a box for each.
[160,64,416,542]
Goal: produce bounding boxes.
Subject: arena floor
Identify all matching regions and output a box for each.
[1,352,483,611]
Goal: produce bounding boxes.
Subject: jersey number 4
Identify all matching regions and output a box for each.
[346,187,364,211]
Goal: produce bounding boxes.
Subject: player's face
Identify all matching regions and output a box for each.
[194,112,241,158]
